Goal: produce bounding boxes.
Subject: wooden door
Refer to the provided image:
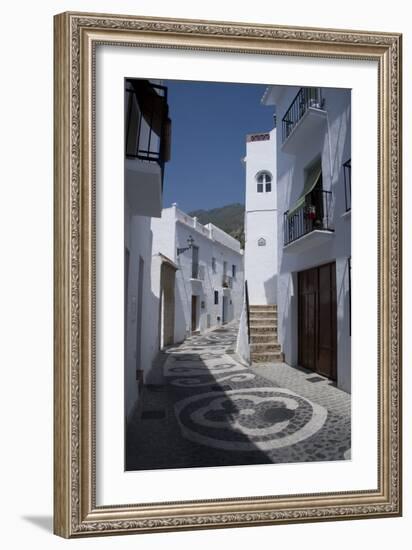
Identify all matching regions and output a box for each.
[298,262,337,380]
[191,295,198,332]
[317,263,337,379]
[298,268,317,372]
[160,263,176,347]
[135,257,144,377]
[222,296,228,324]
[192,246,199,279]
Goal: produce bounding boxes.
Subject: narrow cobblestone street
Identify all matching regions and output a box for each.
[126,321,351,471]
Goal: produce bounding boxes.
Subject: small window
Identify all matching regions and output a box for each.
[212,257,216,273]
[343,159,351,212]
[348,257,351,336]
[214,291,219,305]
[257,173,271,184]
[256,171,272,193]
[232,264,236,278]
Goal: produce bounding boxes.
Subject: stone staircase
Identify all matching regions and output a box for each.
[249,305,283,363]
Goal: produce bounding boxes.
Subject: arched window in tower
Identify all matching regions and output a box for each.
[256,171,272,193]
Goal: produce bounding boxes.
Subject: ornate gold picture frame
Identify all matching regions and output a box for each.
[53,11,402,538]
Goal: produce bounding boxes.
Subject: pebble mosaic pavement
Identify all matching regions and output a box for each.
[126,322,351,471]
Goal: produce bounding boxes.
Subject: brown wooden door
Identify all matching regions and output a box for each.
[191,295,198,332]
[317,263,337,379]
[298,262,337,380]
[222,296,228,324]
[160,263,176,347]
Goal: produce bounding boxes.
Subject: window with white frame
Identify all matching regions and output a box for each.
[256,171,272,193]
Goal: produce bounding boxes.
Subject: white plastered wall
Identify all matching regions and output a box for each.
[274,86,351,392]
[244,128,278,304]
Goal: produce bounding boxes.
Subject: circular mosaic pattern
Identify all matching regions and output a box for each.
[175,388,327,451]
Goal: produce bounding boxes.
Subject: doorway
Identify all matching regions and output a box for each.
[191,246,199,279]
[160,262,176,348]
[135,257,145,378]
[298,262,337,380]
[222,295,228,324]
[191,295,198,332]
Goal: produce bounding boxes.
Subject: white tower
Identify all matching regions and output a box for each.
[244,128,278,305]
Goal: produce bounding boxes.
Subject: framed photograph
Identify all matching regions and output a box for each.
[54,11,402,537]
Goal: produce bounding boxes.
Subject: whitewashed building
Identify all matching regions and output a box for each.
[243,129,278,305]
[150,205,244,354]
[124,78,171,420]
[265,85,351,392]
[239,128,282,365]
[240,86,351,393]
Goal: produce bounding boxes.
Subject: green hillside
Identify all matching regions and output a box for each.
[189,203,245,248]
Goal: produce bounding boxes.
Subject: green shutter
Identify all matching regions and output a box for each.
[287,168,322,218]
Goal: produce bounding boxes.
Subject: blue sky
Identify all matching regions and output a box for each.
[162,80,275,213]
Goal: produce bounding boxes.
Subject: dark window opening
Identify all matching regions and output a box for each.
[191,246,199,279]
[348,257,351,336]
[343,159,351,212]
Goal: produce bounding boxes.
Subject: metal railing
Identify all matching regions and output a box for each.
[222,274,233,289]
[245,280,250,344]
[343,159,351,212]
[283,189,333,246]
[282,87,323,142]
[191,264,205,281]
[125,80,171,178]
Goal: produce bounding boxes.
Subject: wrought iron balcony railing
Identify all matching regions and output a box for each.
[343,159,351,212]
[125,79,171,174]
[283,189,333,246]
[222,274,233,289]
[191,264,205,281]
[282,87,323,143]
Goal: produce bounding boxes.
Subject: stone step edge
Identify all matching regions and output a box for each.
[251,356,283,362]
[249,316,278,320]
[250,322,278,326]
[251,343,281,350]
[250,334,279,346]
[250,325,278,329]
[249,308,277,312]
[249,305,277,308]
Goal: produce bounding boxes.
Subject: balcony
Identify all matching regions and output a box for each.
[343,159,351,214]
[222,274,233,289]
[283,189,334,252]
[190,264,205,293]
[126,80,171,168]
[281,88,326,154]
[125,79,171,217]
[191,264,205,281]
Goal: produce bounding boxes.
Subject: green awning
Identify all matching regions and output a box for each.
[287,168,322,218]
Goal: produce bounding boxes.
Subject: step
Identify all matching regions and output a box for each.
[249,318,278,326]
[249,305,277,311]
[250,333,278,344]
[250,343,281,353]
[250,325,278,335]
[249,310,277,318]
[251,351,283,363]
